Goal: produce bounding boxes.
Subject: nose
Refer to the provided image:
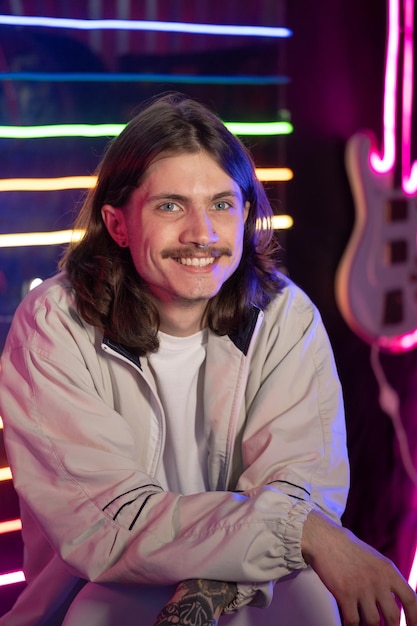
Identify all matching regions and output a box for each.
[180,208,219,247]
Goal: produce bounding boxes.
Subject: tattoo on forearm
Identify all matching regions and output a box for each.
[153,579,237,626]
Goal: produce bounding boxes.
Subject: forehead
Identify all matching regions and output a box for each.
[136,151,243,199]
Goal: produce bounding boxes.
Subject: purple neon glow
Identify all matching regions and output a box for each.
[0,15,292,38]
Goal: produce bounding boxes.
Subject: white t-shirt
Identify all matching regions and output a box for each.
[148,329,209,495]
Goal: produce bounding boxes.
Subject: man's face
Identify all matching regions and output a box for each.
[102,151,249,324]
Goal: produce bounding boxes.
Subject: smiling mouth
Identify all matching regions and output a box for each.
[175,257,215,267]
[163,246,232,266]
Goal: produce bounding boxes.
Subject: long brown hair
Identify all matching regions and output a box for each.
[61,93,284,354]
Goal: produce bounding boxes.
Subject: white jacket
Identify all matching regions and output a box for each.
[0,272,349,625]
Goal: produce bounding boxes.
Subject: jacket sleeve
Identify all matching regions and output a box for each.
[0,282,347,611]
[237,290,349,524]
[221,286,349,610]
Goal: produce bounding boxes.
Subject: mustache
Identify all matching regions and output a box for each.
[161,246,232,259]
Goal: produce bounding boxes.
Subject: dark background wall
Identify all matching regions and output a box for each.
[286,1,417,578]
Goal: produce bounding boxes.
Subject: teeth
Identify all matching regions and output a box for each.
[178,257,215,267]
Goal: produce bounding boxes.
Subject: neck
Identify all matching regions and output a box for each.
[154,299,208,337]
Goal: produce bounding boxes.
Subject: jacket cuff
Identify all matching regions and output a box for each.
[224,499,314,613]
[283,499,315,570]
[223,581,274,614]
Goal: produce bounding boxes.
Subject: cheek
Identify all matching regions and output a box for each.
[129,234,161,274]
[233,223,246,251]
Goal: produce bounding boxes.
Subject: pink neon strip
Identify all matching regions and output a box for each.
[0,571,25,587]
[402,0,417,193]
[401,0,414,179]
[370,0,417,193]
[370,0,399,173]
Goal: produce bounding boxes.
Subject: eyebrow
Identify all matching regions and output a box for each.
[146,190,243,203]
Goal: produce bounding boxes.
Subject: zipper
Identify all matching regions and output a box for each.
[100,340,166,477]
[223,308,265,487]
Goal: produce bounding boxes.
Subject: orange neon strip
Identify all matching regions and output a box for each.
[0,229,85,248]
[0,176,97,191]
[256,167,293,181]
[0,519,22,535]
[0,168,293,192]
[0,467,13,481]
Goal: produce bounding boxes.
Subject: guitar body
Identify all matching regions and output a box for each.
[335,131,417,352]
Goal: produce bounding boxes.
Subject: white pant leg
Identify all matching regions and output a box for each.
[62,568,341,626]
[222,568,341,626]
[62,583,176,626]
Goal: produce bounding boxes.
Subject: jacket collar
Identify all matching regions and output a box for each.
[103,304,262,365]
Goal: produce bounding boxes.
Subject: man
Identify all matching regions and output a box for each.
[0,93,416,626]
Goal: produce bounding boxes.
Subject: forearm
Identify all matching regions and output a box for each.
[153,579,237,626]
[301,509,417,625]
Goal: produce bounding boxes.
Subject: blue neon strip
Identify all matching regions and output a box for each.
[0,72,289,85]
[0,15,292,38]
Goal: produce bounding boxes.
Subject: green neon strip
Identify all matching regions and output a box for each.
[0,121,293,139]
[0,72,289,86]
[0,124,126,138]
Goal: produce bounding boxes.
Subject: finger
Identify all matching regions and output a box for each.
[397,588,417,626]
[356,599,382,626]
[390,576,417,625]
[339,601,360,626]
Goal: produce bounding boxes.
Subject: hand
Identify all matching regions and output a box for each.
[152,579,237,626]
[302,509,417,626]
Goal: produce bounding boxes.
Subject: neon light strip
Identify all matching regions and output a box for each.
[0,169,293,192]
[379,327,417,351]
[0,15,292,38]
[0,123,124,139]
[0,121,293,139]
[402,0,417,192]
[257,215,294,230]
[369,0,417,194]
[0,519,22,535]
[0,467,12,481]
[0,416,3,429]
[0,230,84,248]
[370,0,399,173]
[0,571,25,587]
[256,167,293,182]
[0,216,293,248]
[0,176,96,191]
[0,72,289,85]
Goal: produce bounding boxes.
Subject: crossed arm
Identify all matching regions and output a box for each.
[153,510,417,626]
[152,579,236,626]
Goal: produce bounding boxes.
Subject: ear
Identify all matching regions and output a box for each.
[101,205,129,247]
[243,201,250,223]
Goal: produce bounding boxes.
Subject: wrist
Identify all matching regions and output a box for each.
[302,509,336,564]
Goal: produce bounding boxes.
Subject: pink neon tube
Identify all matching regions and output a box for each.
[370,0,417,194]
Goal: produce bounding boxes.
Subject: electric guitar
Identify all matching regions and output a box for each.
[335,0,417,353]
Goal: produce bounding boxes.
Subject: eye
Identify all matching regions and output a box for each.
[159,201,179,212]
[213,200,231,211]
